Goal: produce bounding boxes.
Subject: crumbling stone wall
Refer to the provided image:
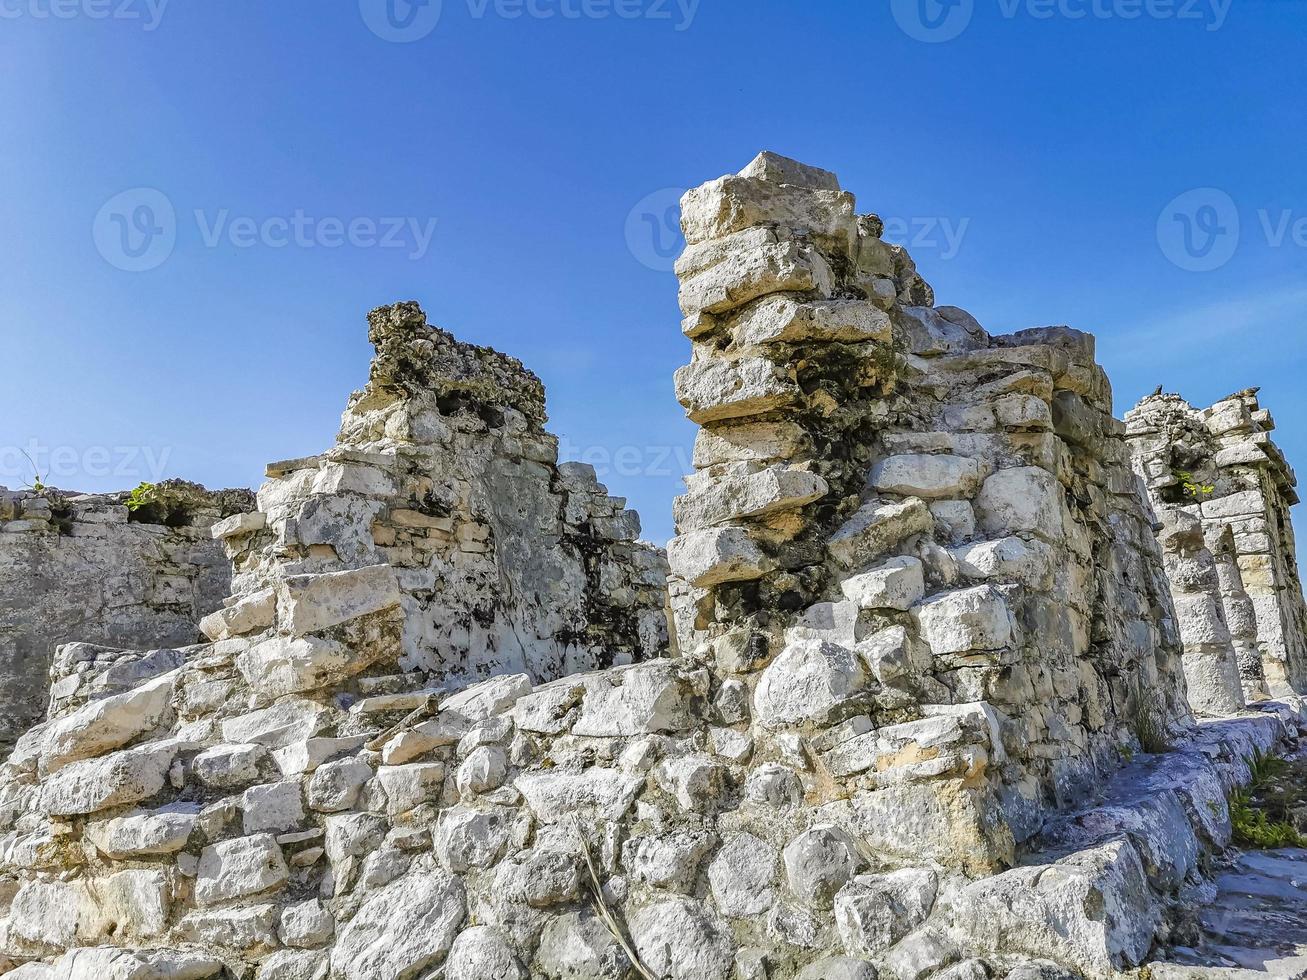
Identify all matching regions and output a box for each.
[1127,389,1307,698]
[0,482,250,752]
[0,155,1301,980]
[667,152,1190,870]
[205,301,669,689]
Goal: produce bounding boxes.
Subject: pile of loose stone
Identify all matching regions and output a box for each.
[0,481,251,753]
[0,154,1305,980]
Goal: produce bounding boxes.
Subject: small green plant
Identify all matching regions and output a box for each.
[1172,469,1215,501]
[124,482,159,512]
[18,449,47,494]
[1229,748,1307,849]
[1126,681,1172,755]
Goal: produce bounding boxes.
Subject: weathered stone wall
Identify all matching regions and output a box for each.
[1126,389,1307,698]
[667,152,1189,870]
[1,155,1303,980]
[205,302,669,689]
[0,482,250,752]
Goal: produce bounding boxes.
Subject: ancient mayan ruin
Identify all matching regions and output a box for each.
[3,153,1307,979]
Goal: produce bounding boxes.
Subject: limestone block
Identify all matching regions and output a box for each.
[680,172,855,247]
[571,661,696,737]
[236,634,363,698]
[329,872,466,980]
[221,698,335,749]
[275,564,401,636]
[782,825,866,910]
[1200,489,1264,520]
[674,356,799,424]
[974,466,1065,542]
[85,803,199,859]
[624,829,717,892]
[834,868,938,957]
[280,899,335,949]
[738,151,841,190]
[445,926,526,980]
[377,763,447,814]
[899,306,989,356]
[912,585,1014,655]
[307,757,374,813]
[667,527,772,588]
[628,898,736,980]
[536,910,631,979]
[41,742,178,817]
[678,240,833,317]
[947,839,1159,972]
[929,499,976,545]
[39,670,177,774]
[754,638,868,728]
[869,454,984,500]
[241,781,305,835]
[674,466,828,529]
[827,497,933,569]
[693,419,810,467]
[200,588,275,641]
[516,769,644,825]
[192,742,269,789]
[732,296,891,347]
[839,556,926,611]
[195,834,289,906]
[211,511,266,540]
[951,536,1054,590]
[655,754,729,812]
[708,832,778,917]
[434,807,511,874]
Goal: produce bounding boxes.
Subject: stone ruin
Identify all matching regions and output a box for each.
[0,152,1305,980]
[1126,389,1307,705]
[0,482,252,753]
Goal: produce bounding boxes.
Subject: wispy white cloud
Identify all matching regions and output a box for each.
[1100,280,1307,362]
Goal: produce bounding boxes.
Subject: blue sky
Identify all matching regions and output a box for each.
[2,0,1305,545]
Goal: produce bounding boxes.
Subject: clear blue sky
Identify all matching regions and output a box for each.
[3,0,1306,546]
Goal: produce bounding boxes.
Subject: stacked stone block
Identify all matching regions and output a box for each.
[1127,389,1307,698]
[667,152,1190,875]
[0,482,250,753]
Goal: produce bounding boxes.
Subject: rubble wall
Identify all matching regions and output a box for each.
[204,302,670,689]
[0,155,1301,980]
[1126,390,1307,698]
[667,152,1190,870]
[0,482,250,752]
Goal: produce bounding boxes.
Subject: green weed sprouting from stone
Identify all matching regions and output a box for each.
[1229,748,1307,849]
[1172,469,1215,502]
[124,482,159,512]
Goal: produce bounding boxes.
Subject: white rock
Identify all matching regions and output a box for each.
[624,829,717,892]
[833,868,938,957]
[951,535,1054,589]
[572,661,694,737]
[828,497,932,569]
[754,638,867,728]
[39,671,177,774]
[628,897,736,980]
[674,465,828,530]
[307,756,374,813]
[656,754,728,812]
[192,742,268,789]
[329,871,466,980]
[85,803,199,859]
[782,824,865,910]
[235,634,360,698]
[708,833,778,917]
[912,585,1014,655]
[241,781,305,835]
[41,742,178,817]
[434,806,511,873]
[667,527,772,588]
[377,762,446,814]
[275,563,401,635]
[839,556,926,611]
[199,587,275,641]
[445,925,526,980]
[194,834,289,906]
[869,454,983,500]
[673,356,799,424]
[974,466,1065,542]
[536,910,631,979]
[280,899,335,949]
[518,768,645,825]
[221,698,335,749]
